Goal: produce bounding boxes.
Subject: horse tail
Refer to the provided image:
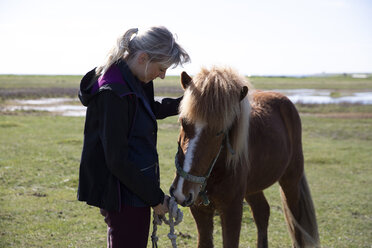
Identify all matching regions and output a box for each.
[279,97,320,247]
[280,175,320,247]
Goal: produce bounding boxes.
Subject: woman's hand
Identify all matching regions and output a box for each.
[153,195,170,216]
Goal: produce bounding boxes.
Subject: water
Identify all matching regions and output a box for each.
[3,98,86,117]
[273,89,372,105]
[2,91,372,117]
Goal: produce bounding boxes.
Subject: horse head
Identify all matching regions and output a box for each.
[170,68,250,206]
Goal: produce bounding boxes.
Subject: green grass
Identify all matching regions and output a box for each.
[0,110,371,247]
[296,103,372,114]
[1,73,371,90]
[0,75,81,88]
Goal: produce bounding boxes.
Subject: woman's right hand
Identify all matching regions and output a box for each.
[153,195,170,216]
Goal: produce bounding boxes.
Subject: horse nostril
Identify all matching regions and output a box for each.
[181,193,193,207]
[184,192,193,206]
[188,192,193,201]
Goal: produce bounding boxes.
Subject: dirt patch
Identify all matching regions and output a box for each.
[154,86,183,96]
[0,87,181,99]
[0,87,78,99]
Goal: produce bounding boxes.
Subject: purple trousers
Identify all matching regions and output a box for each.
[101,206,151,248]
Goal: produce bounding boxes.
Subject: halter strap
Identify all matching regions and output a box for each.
[175,160,206,184]
[175,131,235,205]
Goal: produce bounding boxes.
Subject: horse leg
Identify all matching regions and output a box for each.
[190,205,215,248]
[279,175,320,248]
[245,191,270,248]
[219,198,244,248]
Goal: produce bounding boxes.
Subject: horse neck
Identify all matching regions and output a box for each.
[225,97,250,170]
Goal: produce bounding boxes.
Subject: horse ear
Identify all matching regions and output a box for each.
[240,86,248,101]
[181,71,192,89]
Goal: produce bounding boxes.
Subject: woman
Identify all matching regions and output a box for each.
[77,26,190,247]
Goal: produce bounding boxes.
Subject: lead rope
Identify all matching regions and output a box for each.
[151,197,183,248]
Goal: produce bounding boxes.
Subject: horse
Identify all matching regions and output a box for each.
[169,67,320,248]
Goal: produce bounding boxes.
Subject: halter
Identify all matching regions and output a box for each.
[175,131,235,206]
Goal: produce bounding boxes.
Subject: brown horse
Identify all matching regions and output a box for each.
[170,67,320,248]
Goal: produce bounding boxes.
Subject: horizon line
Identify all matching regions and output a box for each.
[0,72,372,77]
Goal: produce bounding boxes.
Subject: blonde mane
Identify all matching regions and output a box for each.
[179,66,253,168]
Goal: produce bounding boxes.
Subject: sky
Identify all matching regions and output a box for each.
[0,0,371,76]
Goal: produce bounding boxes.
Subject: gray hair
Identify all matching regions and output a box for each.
[96,26,191,75]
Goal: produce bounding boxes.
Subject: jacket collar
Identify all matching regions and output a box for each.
[117,60,156,121]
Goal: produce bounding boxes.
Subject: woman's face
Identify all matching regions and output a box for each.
[132,52,168,83]
[143,61,168,83]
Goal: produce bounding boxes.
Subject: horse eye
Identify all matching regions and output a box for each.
[177,140,185,157]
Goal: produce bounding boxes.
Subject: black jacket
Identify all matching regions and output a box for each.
[77,61,181,211]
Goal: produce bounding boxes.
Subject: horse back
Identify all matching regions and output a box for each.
[246,90,303,191]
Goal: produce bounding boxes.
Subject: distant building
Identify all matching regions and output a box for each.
[351,74,368,79]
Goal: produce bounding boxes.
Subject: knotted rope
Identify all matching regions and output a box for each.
[151,197,183,248]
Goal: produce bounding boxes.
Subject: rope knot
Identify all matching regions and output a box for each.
[151,197,183,248]
[167,233,178,240]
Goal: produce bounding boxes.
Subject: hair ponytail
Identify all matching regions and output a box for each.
[120,28,138,51]
[96,28,138,75]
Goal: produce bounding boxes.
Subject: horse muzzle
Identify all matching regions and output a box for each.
[170,185,195,207]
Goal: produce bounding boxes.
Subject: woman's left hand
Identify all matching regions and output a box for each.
[153,195,170,216]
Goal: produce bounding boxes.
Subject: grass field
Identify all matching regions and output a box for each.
[0,75,372,247]
[2,74,371,89]
[1,74,371,100]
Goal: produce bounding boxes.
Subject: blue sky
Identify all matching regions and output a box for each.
[0,0,371,76]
